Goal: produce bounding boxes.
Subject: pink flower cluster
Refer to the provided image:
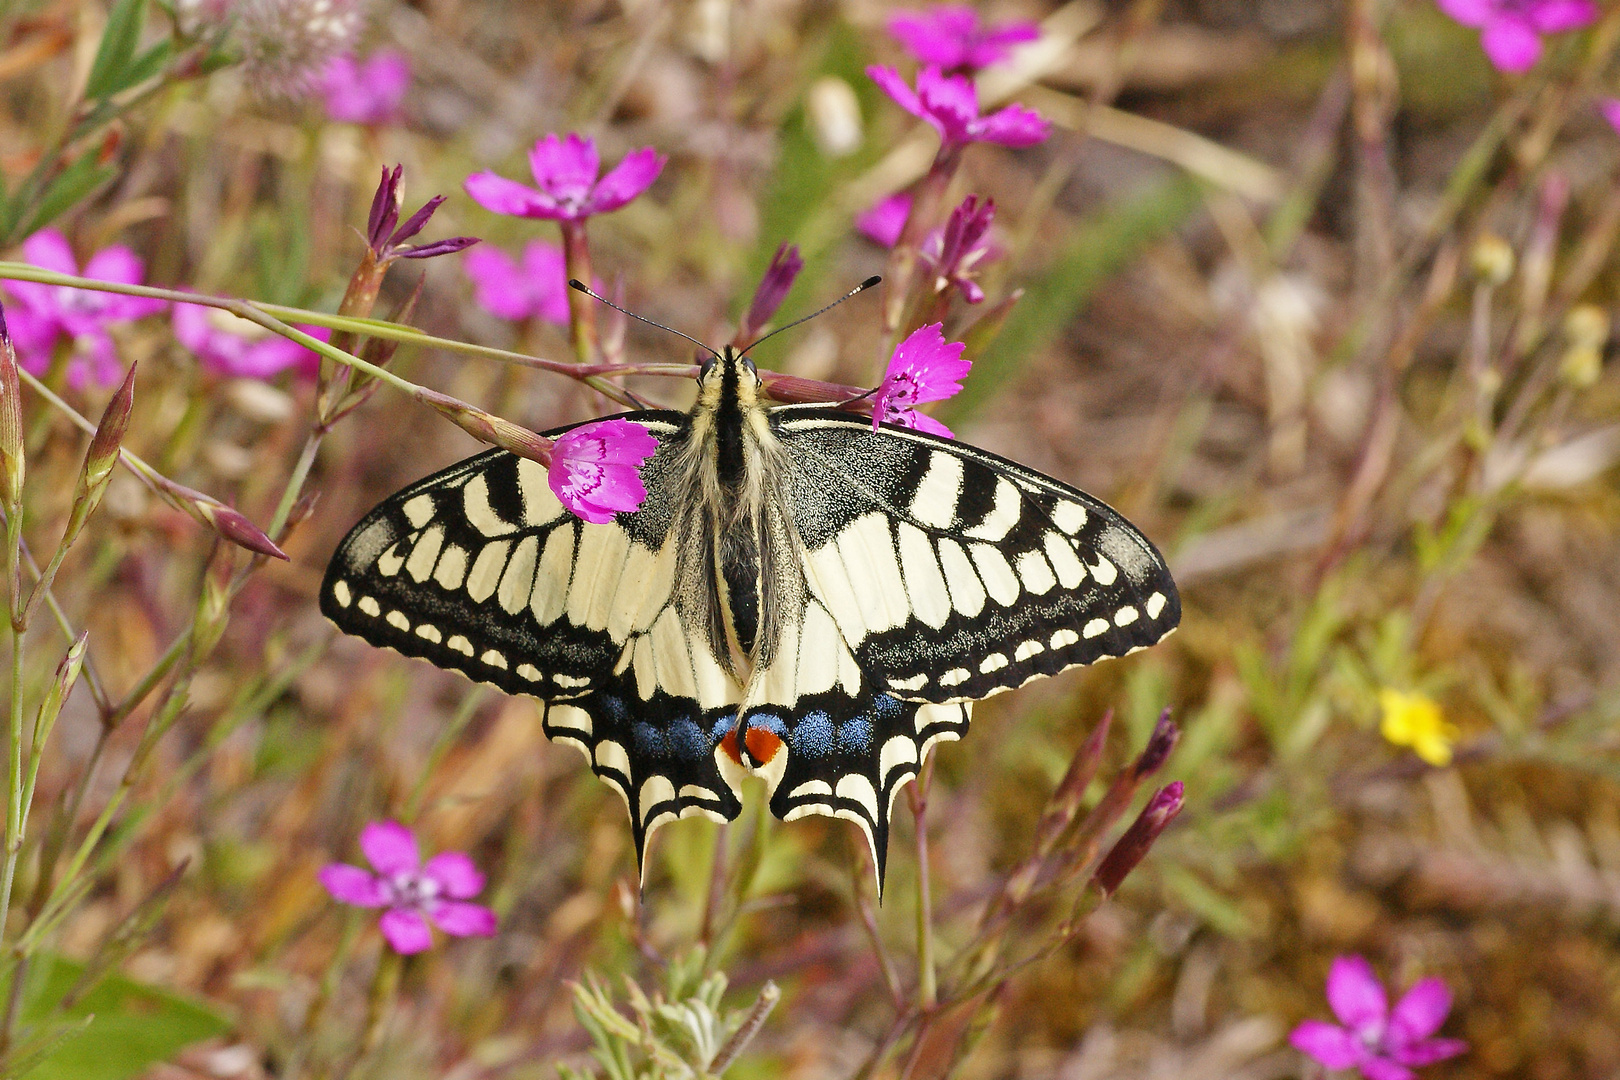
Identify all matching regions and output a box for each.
[868,65,1048,153]
[1436,0,1596,72]
[465,133,665,223]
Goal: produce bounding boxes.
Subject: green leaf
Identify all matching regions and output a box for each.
[19,149,118,239]
[85,0,149,100]
[3,953,229,1080]
[939,174,1205,426]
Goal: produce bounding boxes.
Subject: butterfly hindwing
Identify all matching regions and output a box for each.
[773,409,1180,704]
[319,411,748,867]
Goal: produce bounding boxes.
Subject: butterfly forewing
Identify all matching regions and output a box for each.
[319,412,746,859]
[774,409,1180,704]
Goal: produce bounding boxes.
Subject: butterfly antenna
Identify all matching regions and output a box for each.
[746,275,882,351]
[568,279,720,360]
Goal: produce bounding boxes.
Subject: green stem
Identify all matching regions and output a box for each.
[908,754,936,1011]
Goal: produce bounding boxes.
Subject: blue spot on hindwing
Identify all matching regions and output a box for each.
[631,722,667,759]
[792,711,835,757]
[668,718,708,760]
[838,718,872,753]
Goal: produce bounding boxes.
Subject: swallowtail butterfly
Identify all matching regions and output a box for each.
[321,347,1179,888]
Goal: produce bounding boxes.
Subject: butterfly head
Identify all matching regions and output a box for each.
[696,345,764,412]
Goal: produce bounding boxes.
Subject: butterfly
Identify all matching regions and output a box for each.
[321,345,1179,890]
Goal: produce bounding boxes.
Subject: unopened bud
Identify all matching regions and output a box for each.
[160,478,287,560]
[417,388,553,466]
[0,302,24,510]
[739,243,804,345]
[1092,781,1184,897]
[192,557,233,656]
[1130,708,1179,781]
[1470,233,1514,286]
[77,364,135,518]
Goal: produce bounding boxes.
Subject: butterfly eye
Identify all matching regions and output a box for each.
[699,353,718,379]
[742,356,760,385]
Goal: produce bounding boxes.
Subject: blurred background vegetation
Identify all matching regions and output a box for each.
[1,0,1620,1077]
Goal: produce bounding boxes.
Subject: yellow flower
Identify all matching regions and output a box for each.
[1378,688,1458,767]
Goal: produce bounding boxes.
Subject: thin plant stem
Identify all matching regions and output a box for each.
[908,753,937,1011]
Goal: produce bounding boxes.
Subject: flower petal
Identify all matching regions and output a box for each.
[906,410,956,438]
[378,907,434,954]
[429,900,498,937]
[529,132,599,207]
[464,246,539,321]
[585,146,666,216]
[973,103,1050,147]
[521,241,572,326]
[464,171,556,219]
[1599,98,1620,133]
[1387,977,1453,1044]
[359,820,420,875]
[857,193,912,247]
[1390,1037,1468,1067]
[549,419,657,523]
[1434,0,1497,28]
[1480,16,1543,72]
[1528,0,1597,33]
[867,65,925,121]
[318,863,387,907]
[21,230,79,276]
[1289,1020,1366,1069]
[1326,955,1389,1035]
[423,851,485,899]
[887,6,979,68]
[1357,1058,1416,1080]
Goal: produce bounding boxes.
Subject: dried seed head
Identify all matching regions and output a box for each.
[237,0,367,100]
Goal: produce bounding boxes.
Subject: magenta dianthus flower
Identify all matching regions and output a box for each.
[874,322,970,438]
[172,300,328,381]
[919,194,1001,303]
[737,242,804,345]
[464,242,571,326]
[1290,956,1467,1080]
[868,65,1048,153]
[1435,0,1596,72]
[319,820,497,955]
[465,133,666,222]
[887,5,1040,73]
[549,418,658,523]
[321,50,411,125]
[3,230,166,387]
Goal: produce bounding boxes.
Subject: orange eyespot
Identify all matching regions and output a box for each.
[744,726,784,765]
[719,728,743,765]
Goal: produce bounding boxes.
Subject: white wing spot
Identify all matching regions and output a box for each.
[498,535,539,615]
[969,544,1020,606]
[516,663,542,681]
[1044,531,1086,589]
[1088,554,1118,586]
[358,596,381,617]
[415,624,441,643]
[789,779,834,800]
[466,540,511,603]
[462,474,513,537]
[879,735,918,781]
[679,784,720,801]
[979,652,1009,674]
[937,538,986,618]
[909,452,964,529]
[481,649,508,669]
[515,458,564,527]
[434,544,468,590]
[547,704,592,734]
[639,776,676,820]
[447,635,474,656]
[964,479,1022,541]
[376,543,404,578]
[897,523,951,629]
[530,526,576,625]
[1050,628,1080,649]
[1146,591,1167,619]
[402,494,435,529]
[1050,500,1088,534]
[1114,606,1139,627]
[939,667,971,688]
[1015,550,1057,595]
[405,525,444,583]
[1083,618,1109,639]
[835,774,880,820]
[1014,639,1044,661]
[887,673,929,691]
[554,673,592,689]
[332,580,351,607]
[385,610,409,631]
[594,739,632,776]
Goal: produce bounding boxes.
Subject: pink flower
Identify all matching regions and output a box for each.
[321,50,410,125]
[464,133,666,222]
[172,299,329,380]
[874,322,970,438]
[868,65,1048,152]
[3,230,166,387]
[549,418,658,524]
[1290,956,1468,1080]
[887,5,1040,73]
[319,820,498,955]
[919,194,1001,303]
[464,242,570,326]
[857,193,913,247]
[1435,0,1597,72]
